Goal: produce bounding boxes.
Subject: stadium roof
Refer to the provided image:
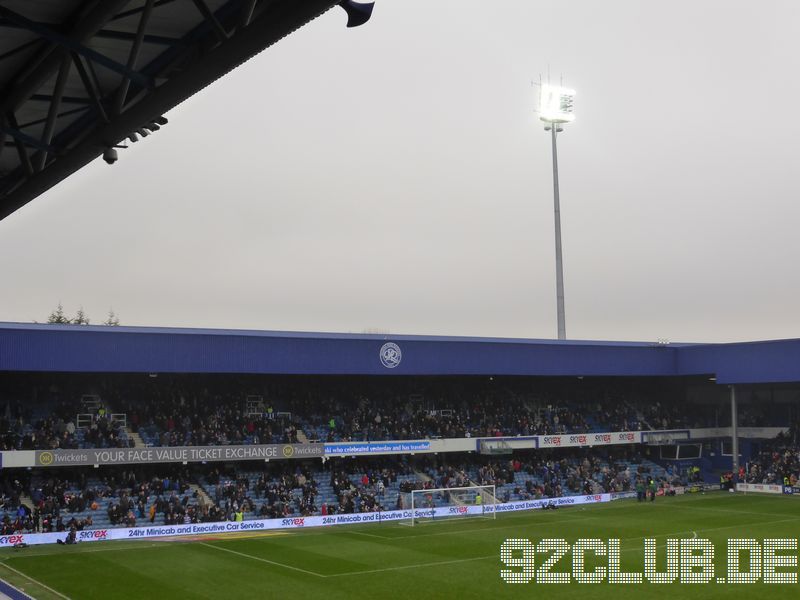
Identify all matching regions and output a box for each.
[1,321,800,384]
[0,0,369,221]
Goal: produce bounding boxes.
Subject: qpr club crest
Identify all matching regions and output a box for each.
[379,342,402,369]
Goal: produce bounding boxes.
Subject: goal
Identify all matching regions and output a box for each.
[402,485,496,526]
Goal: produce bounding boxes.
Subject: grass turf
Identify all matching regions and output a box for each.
[1,492,798,599]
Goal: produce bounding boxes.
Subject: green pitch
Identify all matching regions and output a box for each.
[1,492,798,599]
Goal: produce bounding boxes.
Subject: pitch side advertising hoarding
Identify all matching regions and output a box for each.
[0,494,613,548]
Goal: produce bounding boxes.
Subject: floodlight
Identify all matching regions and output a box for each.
[536,78,576,340]
[539,84,575,124]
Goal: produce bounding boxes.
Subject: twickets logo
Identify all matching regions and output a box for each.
[39,451,54,465]
[379,342,402,369]
[282,446,294,458]
[0,535,24,545]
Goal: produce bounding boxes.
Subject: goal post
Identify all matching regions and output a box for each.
[402,485,496,526]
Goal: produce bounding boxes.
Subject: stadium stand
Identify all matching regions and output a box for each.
[3,370,794,451]
[0,447,735,535]
[744,424,800,486]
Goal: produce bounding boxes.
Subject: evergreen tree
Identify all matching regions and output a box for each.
[47,303,70,324]
[103,309,120,326]
[73,307,90,325]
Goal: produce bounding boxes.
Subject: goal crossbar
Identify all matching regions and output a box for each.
[403,484,496,526]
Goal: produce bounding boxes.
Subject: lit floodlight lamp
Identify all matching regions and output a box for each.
[539,84,575,124]
[536,79,576,340]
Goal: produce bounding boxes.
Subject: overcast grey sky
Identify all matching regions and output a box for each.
[1,0,799,343]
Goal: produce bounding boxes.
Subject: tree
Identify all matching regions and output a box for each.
[45,305,120,325]
[47,303,70,324]
[73,307,90,325]
[103,309,120,326]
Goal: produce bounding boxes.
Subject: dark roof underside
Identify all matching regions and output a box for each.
[0,0,340,221]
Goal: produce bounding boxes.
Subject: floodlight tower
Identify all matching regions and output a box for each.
[539,83,575,340]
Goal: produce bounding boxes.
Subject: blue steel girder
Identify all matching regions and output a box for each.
[0,6,154,90]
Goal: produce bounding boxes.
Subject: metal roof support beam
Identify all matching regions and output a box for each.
[0,38,43,65]
[85,58,106,104]
[30,94,91,105]
[112,0,178,23]
[240,0,259,29]
[2,25,177,48]
[4,114,34,177]
[35,54,72,172]
[115,0,155,115]
[0,114,5,162]
[71,53,110,124]
[96,29,184,47]
[0,19,182,48]
[192,0,230,43]
[0,121,57,155]
[0,5,153,93]
[17,106,90,131]
[0,0,341,221]
[0,0,132,115]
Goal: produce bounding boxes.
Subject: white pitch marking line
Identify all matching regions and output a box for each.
[385,513,593,540]
[614,516,799,544]
[342,529,391,540]
[1,543,163,561]
[0,561,72,600]
[198,542,326,578]
[326,554,498,577]
[327,515,800,578]
[657,502,794,518]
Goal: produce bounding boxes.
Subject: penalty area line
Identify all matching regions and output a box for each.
[0,561,72,600]
[327,554,497,578]
[198,542,326,578]
[340,529,392,540]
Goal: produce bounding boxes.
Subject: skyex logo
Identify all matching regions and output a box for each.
[379,342,402,369]
[0,535,24,545]
[80,530,108,539]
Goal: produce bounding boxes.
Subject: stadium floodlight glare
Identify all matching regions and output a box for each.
[537,80,576,340]
[539,84,576,124]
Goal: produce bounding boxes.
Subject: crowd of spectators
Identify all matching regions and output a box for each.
[0,397,129,451]
[301,396,595,443]
[4,373,798,452]
[0,440,748,537]
[326,460,406,514]
[206,463,319,519]
[125,395,300,447]
[408,448,674,502]
[744,424,799,486]
[7,467,219,534]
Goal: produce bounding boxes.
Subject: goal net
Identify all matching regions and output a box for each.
[402,485,496,526]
